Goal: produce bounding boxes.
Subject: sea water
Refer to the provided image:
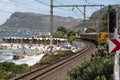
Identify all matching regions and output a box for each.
[0,49,38,53]
[0,34,31,39]
[0,34,85,65]
[0,34,44,66]
[0,53,45,66]
[0,54,13,62]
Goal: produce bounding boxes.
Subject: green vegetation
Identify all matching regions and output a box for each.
[0,62,29,80]
[0,27,78,79]
[53,27,77,44]
[67,36,76,44]
[85,28,96,33]
[52,31,64,38]
[67,30,76,38]
[68,55,114,80]
[0,50,74,80]
[32,50,74,68]
[68,43,114,80]
[57,26,67,34]
[76,29,83,36]
[41,35,46,38]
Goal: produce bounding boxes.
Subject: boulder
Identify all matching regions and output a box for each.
[13,54,24,60]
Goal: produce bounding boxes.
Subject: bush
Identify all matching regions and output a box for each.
[57,50,74,58]
[40,54,60,65]
[0,62,29,80]
[32,50,74,68]
[40,50,74,65]
[68,55,114,80]
[67,36,76,43]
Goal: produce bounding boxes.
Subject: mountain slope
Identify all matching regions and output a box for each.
[2,12,81,32]
[75,4,120,32]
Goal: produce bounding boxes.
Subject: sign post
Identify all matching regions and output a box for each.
[109,29,120,80]
[114,50,119,80]
[109,8,119,80]
[114,8,119,80]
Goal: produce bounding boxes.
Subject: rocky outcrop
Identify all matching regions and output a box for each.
[13,54,24,60]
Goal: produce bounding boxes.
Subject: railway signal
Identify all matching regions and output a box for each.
[109,9,116,33]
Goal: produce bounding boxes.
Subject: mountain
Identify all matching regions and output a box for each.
[2,12,81,32]
[75,4,120,32]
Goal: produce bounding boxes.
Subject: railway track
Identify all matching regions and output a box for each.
[10,40,95,80]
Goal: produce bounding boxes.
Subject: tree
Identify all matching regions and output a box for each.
[85,28,96,33]
[52,31,64,38]
[57,26,67,34]
[67,30,76,38]
[76,29,83,36]
[0,62,29,80]
[41,35,46,38]
[67,36,76,44]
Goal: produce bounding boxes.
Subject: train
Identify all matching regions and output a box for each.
[79,32,109,44]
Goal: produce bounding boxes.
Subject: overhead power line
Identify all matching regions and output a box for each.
[35,0,71,11]
[53,0,62,5]
[0,0,41,11]
[11,0,42,10]
[53,4,104,7]
[84,0,99,10]
[0,10,13,14]
[35,0,80,17]
[35,0,50,6]
[84,0,91,5]
[53,0,83,18]
[76,7,84,15]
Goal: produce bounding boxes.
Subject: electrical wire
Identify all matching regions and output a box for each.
[76,7,84,15]
[53,0,83,18]
[0,10,13,14]
[35,0,50,6]
[11,0,42,10]
[53,0,62,5]
[35,0,74,12]
[84,0,99,10]
[0,0,83,18]
[0,0,41,12]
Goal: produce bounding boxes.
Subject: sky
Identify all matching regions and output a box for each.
[0,0,119,24]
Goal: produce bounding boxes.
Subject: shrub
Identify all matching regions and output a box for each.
[68,55,114,80]
[57,50,74,58]
[32,50,74,68]
[0,62,29,80]
[40,50,73,65]
[40,54,60,65]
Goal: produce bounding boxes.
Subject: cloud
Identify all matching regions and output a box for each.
[0,0,51,24]
[0,0,119,24]
[0,0,19,24]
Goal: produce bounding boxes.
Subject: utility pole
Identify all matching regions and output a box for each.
[50,0,53,35]
[83,5,86,20]
[50,0,53,54]
[49,4,104,54]
[114,8,119,80]
[83,5,86,33]
[53,4,104,33]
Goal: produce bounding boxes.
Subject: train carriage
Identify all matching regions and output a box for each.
[79,32,109,44]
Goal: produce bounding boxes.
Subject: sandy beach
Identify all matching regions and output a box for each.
[0,42,81,66]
